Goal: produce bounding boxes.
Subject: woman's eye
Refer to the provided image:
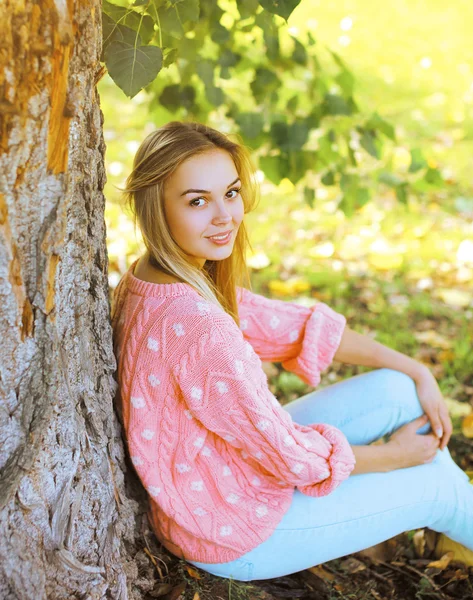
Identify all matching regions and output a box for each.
[189,198,205,207]
[189,188,241,207]
[228,187,241,199]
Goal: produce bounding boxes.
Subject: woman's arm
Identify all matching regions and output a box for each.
[350,443,399,474]
[333,326,429,382]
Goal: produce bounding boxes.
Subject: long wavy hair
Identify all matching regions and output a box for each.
[117,121,261,326]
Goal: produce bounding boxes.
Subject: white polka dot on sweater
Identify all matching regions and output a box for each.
[269,314,280,329]
[256,420,270,431]
[216,381,228,394]
[328,333,339,346]
[302,438,312,448]
[226,493,240,504]
[131,396,145,409]
[220,525,233,537]
[290,463,304,474]
[148,374,160,387]
[240,318,248,331]
[131,456,143,466]
[176,463,191,473]
[241,450,249,459]
[288,329,299,342]
[184,410,193,420]
[141,429,155,440]
[252,476,261,486]
[193,437,205,448]
[254,451,263,460]
[234,360,244,374]
[147,337,159,351]
[194,507,207,516]
[283,435,295,446]
[224,434,236,442]
[196,302,211,314]
[256,504,268,518]
[148,486,161,497]
[191,387,203,401]
[172,323,185,336]
[223,466,232,476]
[201,446,212,456]
[190,480,204,491]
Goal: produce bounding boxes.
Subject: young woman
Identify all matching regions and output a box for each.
[111,121,473,582]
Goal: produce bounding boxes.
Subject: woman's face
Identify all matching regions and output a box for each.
[163,149,245,269]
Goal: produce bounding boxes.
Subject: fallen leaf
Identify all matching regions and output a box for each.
[428,552,454,569]
[185,565,201,579]
[339,557,366,574]
[307,564,336,581]
[461,414,473,438]
[413,530,426,557]
[413,330,452,349]
[433,288,472,308]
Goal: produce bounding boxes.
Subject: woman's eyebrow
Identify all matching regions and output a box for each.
[180,177,241,196]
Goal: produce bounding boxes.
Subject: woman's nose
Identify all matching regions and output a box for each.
[212,201,233,222]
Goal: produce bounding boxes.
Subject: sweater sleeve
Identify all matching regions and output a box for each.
[236,286,346,387]
[172,315,356,498]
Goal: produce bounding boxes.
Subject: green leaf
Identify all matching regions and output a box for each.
[304,186,315,208]
[162,47,178,68]
[339,173,370,216]
[291,36,307,65]
[156,0,199,39]
[288,150,317,183]
[196,59,215,87]
[236,0,260,20]
[359,129,380,159]
[366,112,396,141]
[218,49,241,68]
[250,68,280,102]
[286,95,299,112]
[321,170,335,185]
[409,148,427,173]
[104,40,163,98]
[322,93,353,116]
[378,171,404,187]
[258,0,301,21]
[424,167,444,187]
[335,69,355,96]
[396,183,409,204]
[102,1,155,44]
[255,12,280,60]
[259,154,289,185]
[235,112,264,139]
[211,22,231,44]
[205,85,225,107]
[269,119,309,152]
[101,14,142,61]
[159,83,195,111]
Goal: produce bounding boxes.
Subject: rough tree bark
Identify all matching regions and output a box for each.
[0,1,155,598]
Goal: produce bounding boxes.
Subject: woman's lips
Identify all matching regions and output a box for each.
[206,230,232,244]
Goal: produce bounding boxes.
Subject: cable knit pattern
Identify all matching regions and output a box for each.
[111,259,356,564]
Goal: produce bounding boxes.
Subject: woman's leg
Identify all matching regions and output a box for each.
[189,368,473,581]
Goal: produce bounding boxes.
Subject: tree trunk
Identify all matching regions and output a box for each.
[0,2,154,598]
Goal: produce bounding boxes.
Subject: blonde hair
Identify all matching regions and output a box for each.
[118,121,260,325]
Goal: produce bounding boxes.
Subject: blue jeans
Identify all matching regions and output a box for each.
[188,368,473,581]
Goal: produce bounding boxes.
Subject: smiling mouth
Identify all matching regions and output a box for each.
[207,231,233,240]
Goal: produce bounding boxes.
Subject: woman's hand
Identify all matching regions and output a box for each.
[386,414,440,469]
[414,368,453,451]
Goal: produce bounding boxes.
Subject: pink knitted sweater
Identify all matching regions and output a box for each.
[111,259,356,564]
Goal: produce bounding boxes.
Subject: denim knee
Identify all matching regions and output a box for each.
[376,368,428,428]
